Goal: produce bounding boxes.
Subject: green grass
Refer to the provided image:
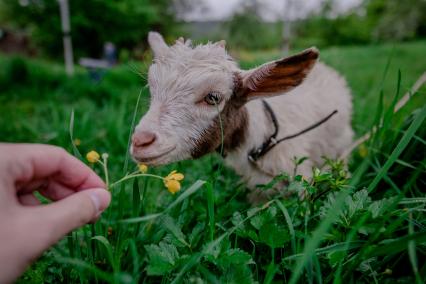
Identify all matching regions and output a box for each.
[0,41,425,283]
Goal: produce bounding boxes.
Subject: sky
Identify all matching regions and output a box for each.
[182,0,363,21]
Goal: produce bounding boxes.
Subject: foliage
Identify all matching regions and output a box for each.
[222,3,282,50]
[295,0,426,48]
[365,0,426,41]
[219,0,426,50]
[0,0,178,58]
[1,42,425,283]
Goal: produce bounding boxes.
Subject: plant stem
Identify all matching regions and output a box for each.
[102,157,110,189]
[110,173,164,188]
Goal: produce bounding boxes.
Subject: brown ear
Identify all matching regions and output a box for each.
[241,48,319,100]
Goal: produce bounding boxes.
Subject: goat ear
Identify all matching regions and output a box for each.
[148,31,168,57]
[241,48,319,100]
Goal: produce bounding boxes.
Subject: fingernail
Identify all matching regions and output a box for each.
[88,188,111,214]
[89,191,102,213]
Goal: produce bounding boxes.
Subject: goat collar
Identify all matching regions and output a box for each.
[248,100,338,164]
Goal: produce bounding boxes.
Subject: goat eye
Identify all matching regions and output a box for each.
[204,91,222,105]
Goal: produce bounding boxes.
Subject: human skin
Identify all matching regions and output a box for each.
[0,143,111,283]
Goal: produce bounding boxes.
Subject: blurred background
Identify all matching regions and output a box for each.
[0,0,425,158]
[1,0,426,60]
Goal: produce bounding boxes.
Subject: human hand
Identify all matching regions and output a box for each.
[0,143,111,283]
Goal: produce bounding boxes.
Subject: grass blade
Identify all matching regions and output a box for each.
[118,213,162,224]
[56,257,114,283]
[275,200,296,254]
[367,105,426,193]
[164,180,206,212]
[123,86,145,174]
[118,180,206,224]
[92,236,116,272]
[68,109,82,159]
[206,182,215,241]
[288,190,350,284]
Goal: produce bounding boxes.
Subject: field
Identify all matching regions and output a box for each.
[1,41,425,283]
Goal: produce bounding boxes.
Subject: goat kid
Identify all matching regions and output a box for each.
[131,32,353,202]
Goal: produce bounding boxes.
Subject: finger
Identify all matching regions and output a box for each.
[30,188,111,250]
[18,179,75,202]
[18,193,42,206]
[1,144,105,193]
[38,180,74,201]
[17,179,49,193]
[17,179,74,207]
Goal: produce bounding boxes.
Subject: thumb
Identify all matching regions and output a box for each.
[31,188,111,250]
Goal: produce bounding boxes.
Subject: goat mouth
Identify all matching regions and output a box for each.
[133,146,176,164]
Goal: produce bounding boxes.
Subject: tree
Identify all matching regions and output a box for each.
[0,0,180,58]
[223,0,281,50]
[365,0,426,41]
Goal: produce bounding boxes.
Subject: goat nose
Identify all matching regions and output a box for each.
[132,131,157,148]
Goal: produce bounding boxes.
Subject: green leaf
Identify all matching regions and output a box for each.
[259,223,289,248]
[287,180,305,193]
[144,242,179,276]
[161,215,189,247]
[220,264,255,284]
[250,206,276,230]
[189,222,205,247]
[231,211,246,234]
[216,249,253,269]
[345,189,371,219]
[170,253,203,284]
[327,251,346,267]
[368,197,396,219]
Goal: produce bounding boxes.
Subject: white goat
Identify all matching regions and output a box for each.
[131,32,353,201]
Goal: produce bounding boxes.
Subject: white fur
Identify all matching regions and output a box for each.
[132,32,353,201]
[226,62,353,187]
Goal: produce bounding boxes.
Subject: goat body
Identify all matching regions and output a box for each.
[131,32,353,202]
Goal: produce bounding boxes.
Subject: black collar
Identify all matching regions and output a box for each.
[248,100,338,164]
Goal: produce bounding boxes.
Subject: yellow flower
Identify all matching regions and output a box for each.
[138,164,148,173]
[166,170,184,181]
[86,150,100,163]
[163,170,184,194]
[165,179,181,194]
[73,138,81,146]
